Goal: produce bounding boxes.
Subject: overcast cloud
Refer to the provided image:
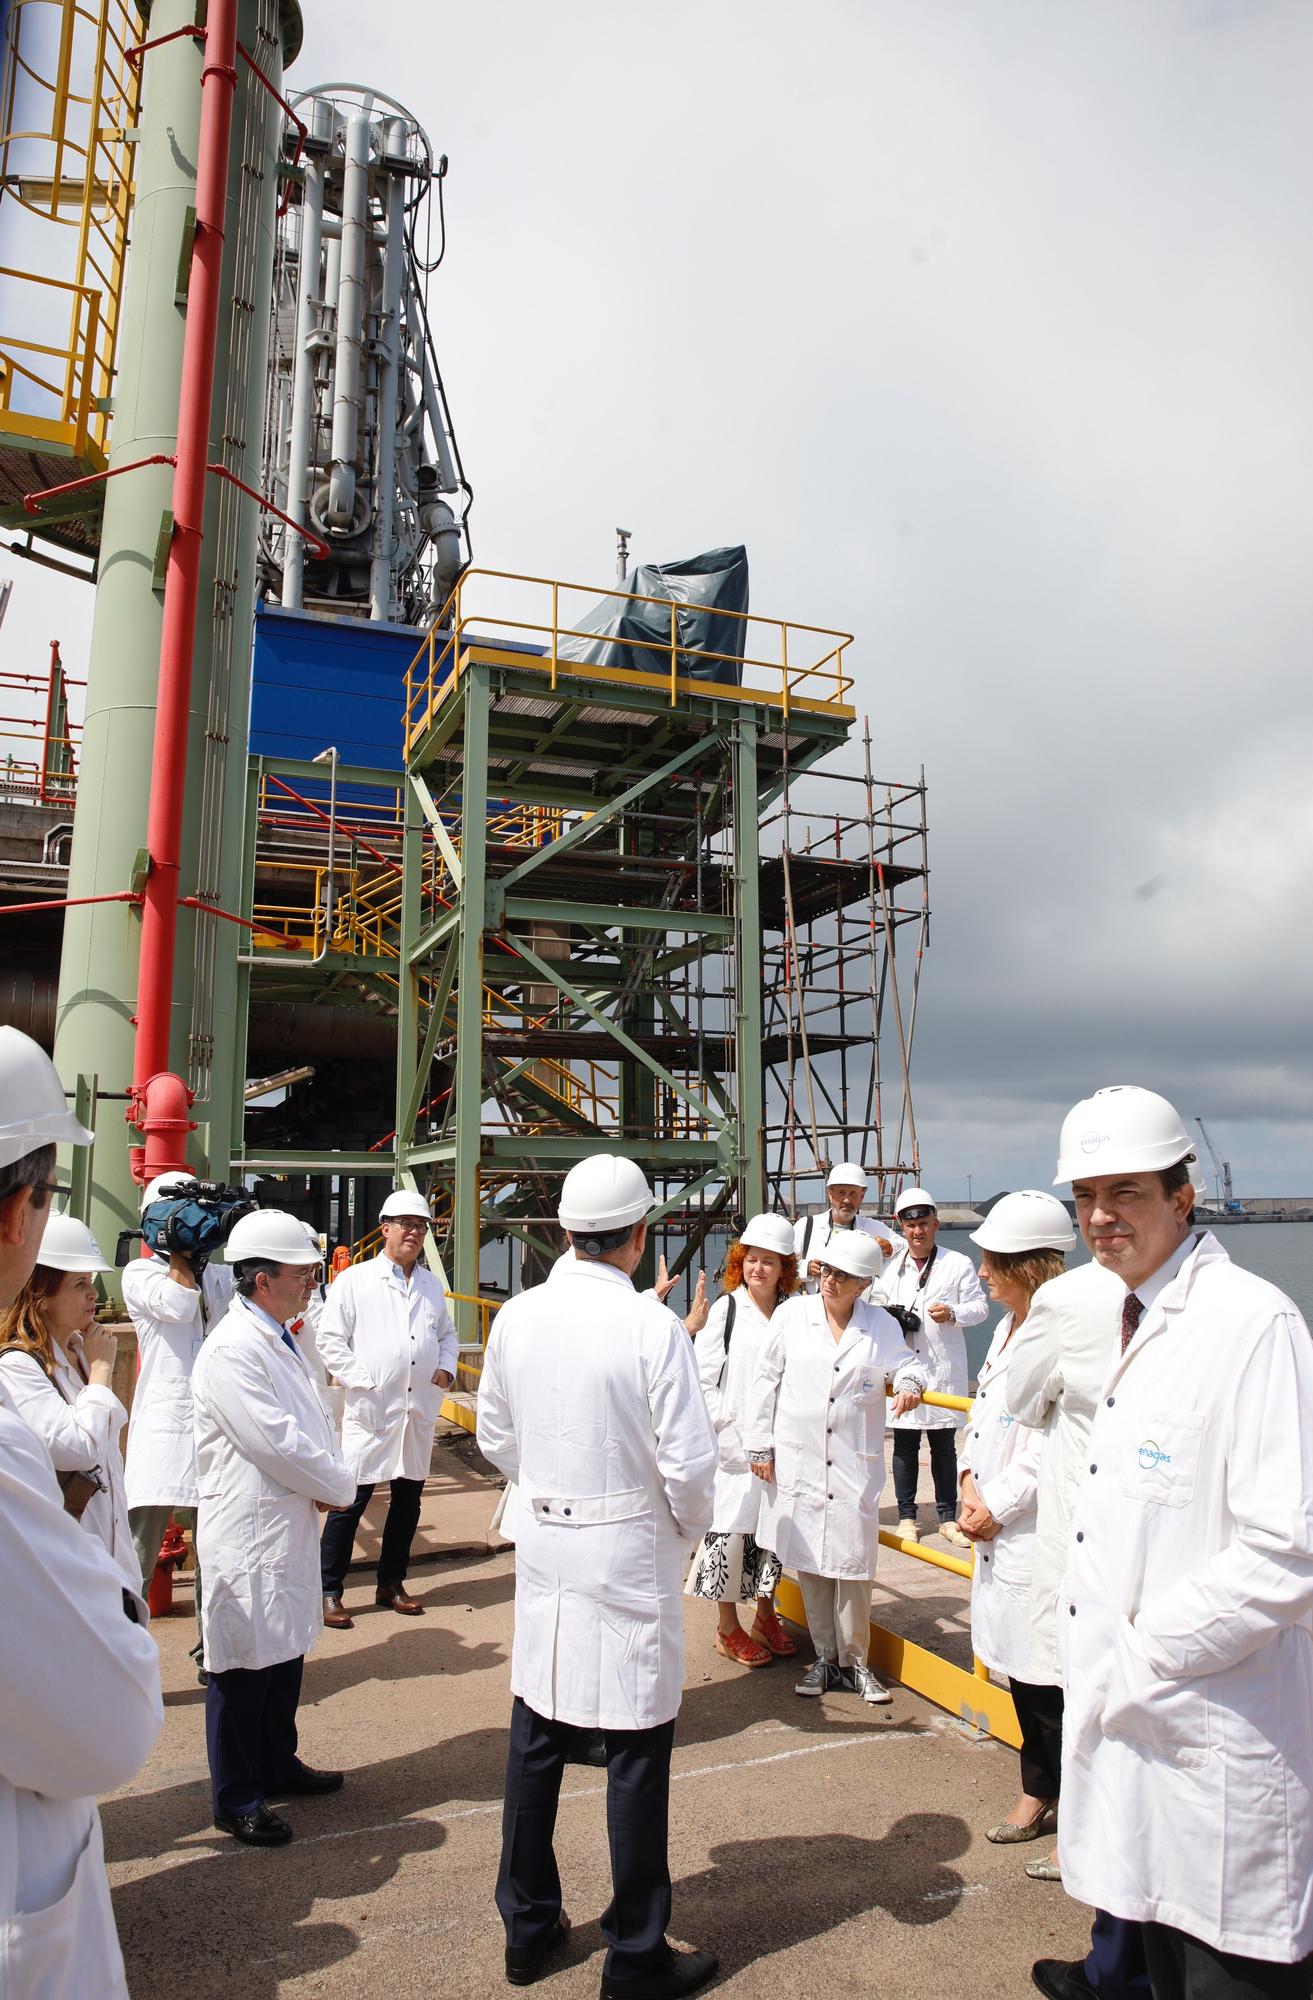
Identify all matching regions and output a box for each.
[6,0,1309,1195]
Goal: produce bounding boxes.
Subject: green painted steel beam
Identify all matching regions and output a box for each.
[451,673,490,1323]
[412,1134,722,1166]
[733,718,766,1214]
[496,734,715,894]
[254,753,401,791]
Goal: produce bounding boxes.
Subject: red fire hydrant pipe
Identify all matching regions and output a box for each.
[130,0,239,1179]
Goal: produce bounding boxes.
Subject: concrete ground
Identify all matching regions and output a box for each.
[104,1428,1090,1998]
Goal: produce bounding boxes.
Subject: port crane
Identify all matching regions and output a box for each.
[1196,1118,1241,1213]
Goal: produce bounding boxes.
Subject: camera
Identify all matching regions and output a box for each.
[885,1302,922,1338]
[117,1180,257,1272]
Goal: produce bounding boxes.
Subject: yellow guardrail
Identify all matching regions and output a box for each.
[403,566,855,752]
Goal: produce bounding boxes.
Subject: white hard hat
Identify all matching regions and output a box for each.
[826,1162,868,1194]
[1055,1086,1207,1197]
[380,1189,431,1221]
[224,1208,324,1265]
[558,1155,653,1232]
[35,1213,110,1273]
[817,1229,883,1282]
[739,1213,796,1257]
[0,1027,93,1172]
[141,1173,191,1211]
[894,1186,937,1217]
[971,1190,1075,1254]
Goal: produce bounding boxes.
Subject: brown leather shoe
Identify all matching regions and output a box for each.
[322,1593,353,1629]
[376,1585,424,1615]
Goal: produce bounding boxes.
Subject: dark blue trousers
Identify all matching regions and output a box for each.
[1087,1910,1152,2000]
[496,1695,676,1981]
[205,1655,303,1818]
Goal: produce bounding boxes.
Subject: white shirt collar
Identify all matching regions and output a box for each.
[234,1293,292,1342]
[1127,1231,1195,1316]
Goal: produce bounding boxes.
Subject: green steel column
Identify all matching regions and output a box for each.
[451,670,489,1333]
[51,0,301,1282]
[229,759,261,1161]
[734,718,766,1215]
[394,781,425,1179]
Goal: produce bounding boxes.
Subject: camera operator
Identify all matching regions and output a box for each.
[122,1173,236,1676]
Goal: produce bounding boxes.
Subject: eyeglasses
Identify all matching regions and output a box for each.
[818,1264,863,1284]
[387,1218,427,1233]
[28,1181,68,1201]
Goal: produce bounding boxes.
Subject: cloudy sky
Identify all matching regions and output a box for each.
[6,0,1309,1196]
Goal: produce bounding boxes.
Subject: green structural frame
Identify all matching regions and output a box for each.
[395,643,854,1334]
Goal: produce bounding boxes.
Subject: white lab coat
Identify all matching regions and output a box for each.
[121,1254,233,1509]
[315,1253,458,1485]
[294,1288,343,1433]
[792,1212,890,1295]
[872,1243,987,1430]
[959,1314,1043,1680]
[1004,1258,1122,1685]
[1058,1233,1313,1961]
[745,1294,927,1579]
[192,1295,356,1673]
[477,1258,718,1730]
[0,1407,162,2000]
[694,1288,779,1537]
[0,1342,141,1595]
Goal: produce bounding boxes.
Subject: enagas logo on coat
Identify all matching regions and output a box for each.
[1137,1440,1172,1470]
[1080,1129,1108,1155]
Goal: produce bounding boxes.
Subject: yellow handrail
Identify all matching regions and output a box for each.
[403,566,855,753]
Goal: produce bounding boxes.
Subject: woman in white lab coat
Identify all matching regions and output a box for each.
[685,1214,801,1668]
[744,1230,927,1704]
[0,1214,141,1594]
[956,1192,1073,1851]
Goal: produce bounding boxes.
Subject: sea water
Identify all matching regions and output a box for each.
[938,1221,1313,1379]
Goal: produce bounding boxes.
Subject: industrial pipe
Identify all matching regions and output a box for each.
[281,135,325,610]
[369,125,406,620]
[130,0,240,1179]
[327,109,370,531]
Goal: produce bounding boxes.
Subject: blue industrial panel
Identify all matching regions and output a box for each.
[250,604,423,769]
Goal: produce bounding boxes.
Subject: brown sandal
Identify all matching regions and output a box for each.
[751,1606,798,1657]
[715,1626,772,1668]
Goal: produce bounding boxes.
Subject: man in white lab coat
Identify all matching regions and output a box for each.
[317,1189,458,1626]
[122,1171,234,1673]
[1050,1086,1313,2000]
[194,1209,356,1847]
[874,1186,988,1547]
[0,1025,164,1997]
[792,1161,895,1293]
[477,1155,720,2000]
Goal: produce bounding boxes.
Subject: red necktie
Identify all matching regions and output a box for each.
[1120,1292,1144,1356]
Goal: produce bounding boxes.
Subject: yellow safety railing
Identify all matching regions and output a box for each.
[403,567,855,752]
[0,0,140,466]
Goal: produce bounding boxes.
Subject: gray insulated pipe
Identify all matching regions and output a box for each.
[1,972,395,1060]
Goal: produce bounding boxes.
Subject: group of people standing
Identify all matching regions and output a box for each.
[1,1013,1310,2000]
[478,1092,1313,2000]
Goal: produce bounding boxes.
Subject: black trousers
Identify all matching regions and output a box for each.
[1009,1676,1064,1798]
[1142,1924,1312,2000]
[319,1476,425,1594]
[891,1424,959,1522]
[496,1695,676,1981]
[205,1655,303,1817]
[1087,1910,1151,1999]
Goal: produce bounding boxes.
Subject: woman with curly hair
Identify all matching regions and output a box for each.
[0,1213,140,1593]
[685,1215,801,1667]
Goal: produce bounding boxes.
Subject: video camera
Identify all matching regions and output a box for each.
[884,1302,922,1338]
[116,1180,257,1273]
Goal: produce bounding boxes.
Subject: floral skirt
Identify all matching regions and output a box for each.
[684,1530,783,1604]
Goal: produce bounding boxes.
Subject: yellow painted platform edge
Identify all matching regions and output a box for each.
[774,1573,1022,1750]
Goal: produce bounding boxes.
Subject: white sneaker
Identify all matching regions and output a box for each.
[939,1522,971,1549]
[895,1518,918,1541]
[850,1662,893,1705]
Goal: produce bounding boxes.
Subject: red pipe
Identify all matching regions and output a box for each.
[0,891,142,916]
[177,894,303,947]
[130,0,239,1181]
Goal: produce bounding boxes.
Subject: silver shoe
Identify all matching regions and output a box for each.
[794,1656,836,1697]
[1024,1852,1063,1882]
[986,1802,1057,1844]
[850,1662,893,1705]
